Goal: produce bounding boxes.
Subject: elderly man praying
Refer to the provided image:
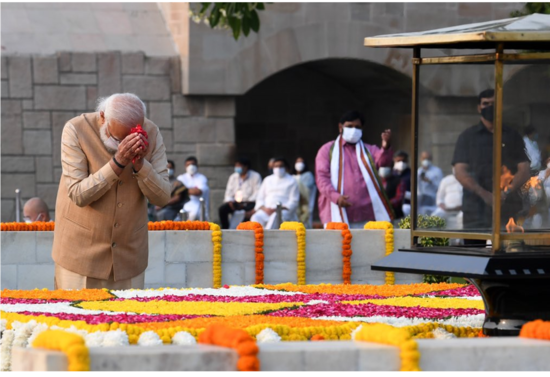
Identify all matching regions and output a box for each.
[52,93,171,290]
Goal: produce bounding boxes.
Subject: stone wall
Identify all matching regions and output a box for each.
[0,229,422,289]
[1,52,237,223]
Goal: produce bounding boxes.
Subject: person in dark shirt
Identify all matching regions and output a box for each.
[452,89,530,236]
[387,150,411,219]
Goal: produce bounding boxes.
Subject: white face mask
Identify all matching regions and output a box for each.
[394,161,407,172]
[342,127,362,144]
[273,167,286,178]
[168,169,174,177]
[379,167,391,178]
[186,164,197,175]
[100,124,120,153]
[295,162,305,172]
[421,159,431,169]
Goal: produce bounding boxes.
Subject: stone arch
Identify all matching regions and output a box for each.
[220,21,414,95]
[234,58,413,176]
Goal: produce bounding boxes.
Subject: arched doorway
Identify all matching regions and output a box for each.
[235,58,413,176]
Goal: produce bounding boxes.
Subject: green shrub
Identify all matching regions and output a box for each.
[398,215,450,284]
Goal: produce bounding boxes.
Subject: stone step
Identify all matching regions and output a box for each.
[12,338,550,371]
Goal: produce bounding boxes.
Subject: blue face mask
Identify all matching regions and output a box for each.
[235,167,243,174]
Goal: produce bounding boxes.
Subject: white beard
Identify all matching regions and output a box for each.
[99,124,117,154]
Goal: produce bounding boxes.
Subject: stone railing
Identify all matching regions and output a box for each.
[0,229,421,289]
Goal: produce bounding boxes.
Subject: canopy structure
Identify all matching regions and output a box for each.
[364,13,550,49]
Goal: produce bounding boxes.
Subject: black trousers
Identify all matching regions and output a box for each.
[218,202,255,229]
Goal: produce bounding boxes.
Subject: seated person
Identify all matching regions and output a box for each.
[250,157,300,229]
[155,160,188,220]
[219,157,262,229]
[23,197,51,222]
[177,156,209,221]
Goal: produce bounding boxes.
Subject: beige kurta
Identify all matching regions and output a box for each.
[52,113,170,281]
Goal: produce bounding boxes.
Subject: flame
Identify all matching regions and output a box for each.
[506,217,524,233]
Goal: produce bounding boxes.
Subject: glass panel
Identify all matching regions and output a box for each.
[500,62,550,253]
[415,63,496,249]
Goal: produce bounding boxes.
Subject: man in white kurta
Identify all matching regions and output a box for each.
[177,157,210,221]
[431,171,463,229]
[251,159,300,229]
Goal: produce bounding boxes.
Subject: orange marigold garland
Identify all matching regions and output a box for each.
[520,320,550,340]
[364,221,395,285]
[326,222,353,284]
[237,222,265,284]
[198,323,260,371]
[1,222,55,231]
[147,220,211,231]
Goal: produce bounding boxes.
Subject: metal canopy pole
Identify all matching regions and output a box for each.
[492,43,505,253]
[410,47,421,247]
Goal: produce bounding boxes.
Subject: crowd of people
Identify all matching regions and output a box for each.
[18,91,547,290]
[34,103,550,233]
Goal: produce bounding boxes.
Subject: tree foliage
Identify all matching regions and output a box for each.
[511,2,550,17]
[190,3,266,40]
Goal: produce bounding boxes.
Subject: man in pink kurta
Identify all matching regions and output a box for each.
[315,111,393,227]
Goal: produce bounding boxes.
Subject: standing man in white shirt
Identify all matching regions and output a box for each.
[219,157,262,229]
[177,156,210,220]
[523,125,541,174]
[417,151,443,215]
[431,168,463,229]
[250,157,300,229]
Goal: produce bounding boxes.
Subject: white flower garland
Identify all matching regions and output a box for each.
[0,329,15,371]
[137,331,163,346]
[256,328,281,343]
[172,331,197,345]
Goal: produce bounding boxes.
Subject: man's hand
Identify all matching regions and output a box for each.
[188,187,202,196]
[438,203,446,210]
[478,189,493,206]
[337,195,352,208]
[381,129,392,149]
[115,133,145,166]
[131,134,149,172]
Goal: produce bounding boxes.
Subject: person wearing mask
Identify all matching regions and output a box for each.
[292,157,317,228]
[388,151,411,219]
[523,125,541,174]
[315,110,394,228]
[23,197,51,222]
[218,157,262,229]
[417,151,443,215]
[155,160,187,220]
[250,157,300,229]
[452,89,530,244]
[177,156,210,221]
[431,168,464,229]
[52,93,171,290]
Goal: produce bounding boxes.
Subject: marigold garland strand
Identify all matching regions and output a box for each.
[198,323,260,371]
[0,222,55,231]
[209,222,223,288]
[354,323,421,371]
[280,222,306,285]
[0,221,216,232]
[32,330,90,371]
[326,222,353,284]
[520,319,550,340]
[364,221,395,284]
[237,222,265,284]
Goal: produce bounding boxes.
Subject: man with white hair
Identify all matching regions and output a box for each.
[52,93,171,289]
